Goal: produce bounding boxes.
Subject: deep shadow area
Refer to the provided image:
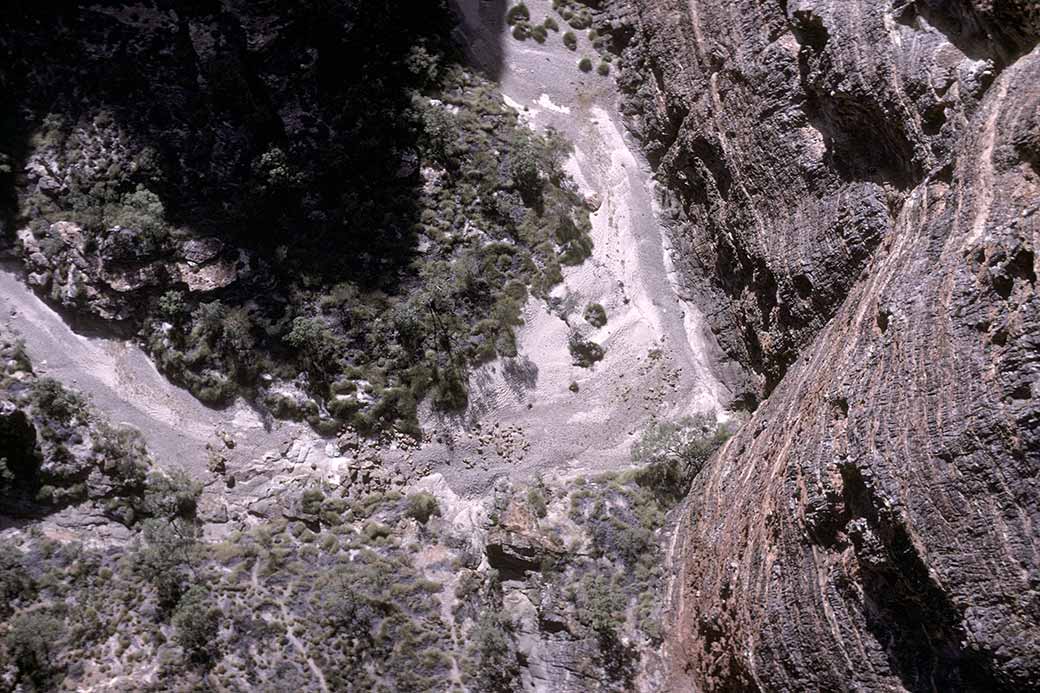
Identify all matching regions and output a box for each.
[893,0,1040,66]
[0,0,595,434]
[450,0,507,81]
[0,0,460,288]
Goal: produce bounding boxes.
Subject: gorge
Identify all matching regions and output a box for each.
[0,1,1037,691]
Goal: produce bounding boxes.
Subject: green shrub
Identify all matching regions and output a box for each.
[106,186,167,240]
[506,3,530,25]
[544,17,559,32]
[526,487,548,518]
[631,413,732,503]
[301,487,325,516]
[568,333,604,367]
[578,57,593,72]
[531,24,548,43]
[583,302,607,327]
[597,61,611,76]
[30,378,88,424]
[574,575,625,633]
[563,31,578,50]
[362,522,392,543]
[158,290,187,320]
[405,492,441,524]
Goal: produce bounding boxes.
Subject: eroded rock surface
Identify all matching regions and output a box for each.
[595,0,1039,689]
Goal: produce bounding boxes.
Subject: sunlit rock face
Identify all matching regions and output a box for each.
[596,0,1040,689]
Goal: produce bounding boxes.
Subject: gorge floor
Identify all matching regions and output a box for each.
[1,0,731,518]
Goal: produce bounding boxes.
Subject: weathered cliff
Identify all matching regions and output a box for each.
[594,0,1039,690]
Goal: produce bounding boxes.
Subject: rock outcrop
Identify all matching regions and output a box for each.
[0,329,165,523]
[596,0,1039,689]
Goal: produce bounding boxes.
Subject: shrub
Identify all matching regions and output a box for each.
[563,31,578,50]
[509,140,542,202]
[106,186,167,240]
[301,487,324,516]
[544,17,559,32]
[578,57,593,72]
[568,333,604,367]
[575,575,625,633]
[405,492,441,524]
[526,487,547,518]
[158,290,187,320]
[631,413,731,502]
[583,302,607,327]
[362,522,392,543]
[597,61,611,76]
[30,378,88,424]
[531,24,548,43]
[505,3,530,25]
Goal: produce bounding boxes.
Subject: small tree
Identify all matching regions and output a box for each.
[509,140,542,203]
[5,611,65,689]
[133,518,197,612]
[631,413,731,502]
[0,545,34,618]
[467,611,519,692]
[143,470,203,520]
[313,570,377,642]
[172,585,221,664]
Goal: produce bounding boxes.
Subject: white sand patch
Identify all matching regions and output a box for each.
[536,93,571,114]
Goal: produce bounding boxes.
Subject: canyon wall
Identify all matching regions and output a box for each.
[599,0,1040,689]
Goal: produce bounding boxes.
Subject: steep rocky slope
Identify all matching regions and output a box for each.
[592,0,1039,689]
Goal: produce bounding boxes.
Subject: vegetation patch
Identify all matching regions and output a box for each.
[7,5,594,440]
[583,302,607,327]
[568,333,605,367]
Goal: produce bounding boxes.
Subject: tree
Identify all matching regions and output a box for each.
[467,611,519,692]
[5,611,65,689]
[509,140,542,203]
[313,571,377,641]
[172,585,221,664]
[631,413,731,502]
[143,470,202,520]
[133,518,197,612]
[0,544,34,618]
[285,316,339,381]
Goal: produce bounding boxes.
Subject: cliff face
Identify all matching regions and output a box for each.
[597,0,1040,690]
